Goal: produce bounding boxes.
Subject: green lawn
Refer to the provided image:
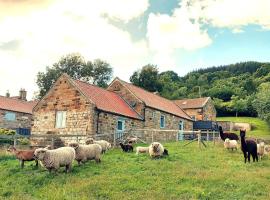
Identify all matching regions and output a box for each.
[217,117,270,138]
[1,142,270,200]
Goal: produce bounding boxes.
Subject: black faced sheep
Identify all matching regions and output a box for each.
[119,142,133,152]
[240,129,258,163]
[219,126,239,141]
[69,142,102,164]
[149,142,164,158]
[34,147,75,173]
[7,146,38,168]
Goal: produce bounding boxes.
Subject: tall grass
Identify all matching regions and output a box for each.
[0,142,270,200]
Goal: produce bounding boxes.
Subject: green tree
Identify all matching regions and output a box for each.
[130,64,161,92]
[230,95,247,117]
[36,53,112,98]
[253,83,270,125]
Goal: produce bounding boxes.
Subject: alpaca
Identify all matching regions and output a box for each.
[240,129,258,163]
[219,126,239,141]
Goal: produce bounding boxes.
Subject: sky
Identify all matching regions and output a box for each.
[0,0,270,99]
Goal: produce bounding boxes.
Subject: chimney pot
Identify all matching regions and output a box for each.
[19,88,27,101]
[6,90,10,98]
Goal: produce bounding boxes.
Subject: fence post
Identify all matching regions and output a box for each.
[113,131,116,147]
[151,131,154,143]
[198,131,201,148]
[213,130,215,145]
[206,130,209,141]
[51,137,55,149]
[13,135,17,147]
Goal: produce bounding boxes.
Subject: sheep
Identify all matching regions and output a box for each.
[240,129,258,163]
[219,126,239,141]
[119,142,133,152]
[224,138,238,151]
[264,145,270,155]
[257,142,265,160]
[85,138,111,154]
[34,147,75,173]
[127,136,138,144]
[163,149,169,156]
[135,146,149,155]
[149,142,164,158]
[69,142,102,165]
[7,146,38,168]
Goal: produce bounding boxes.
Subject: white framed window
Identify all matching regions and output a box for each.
[55,111,66,128]
[117,119,125,131]
[4,112,16,121]
[160,115,165,128]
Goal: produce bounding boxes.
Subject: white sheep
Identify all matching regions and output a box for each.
[135,146,149,155]
[257,142,265,160]
[69,142,102,165]
[264,145,270,155]
[34,147,75,173]
[224,138,238,151]
[85,138,111,154]
[149,142,164,158]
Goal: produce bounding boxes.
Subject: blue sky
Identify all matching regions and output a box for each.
[0,0,269,98]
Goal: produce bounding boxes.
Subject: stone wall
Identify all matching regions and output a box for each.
[182,108,203,121]
[218,121,251,131]
[144,107,193,130]
[203,99,216,121]
[0,109,32,129]
[32,75,95,136]
[107,80,145,117]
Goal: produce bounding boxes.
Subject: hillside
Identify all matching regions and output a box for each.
[1,142,270,200]
[130,62,270,125]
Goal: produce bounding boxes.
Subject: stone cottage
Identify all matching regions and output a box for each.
[32,74,193,144]
[0,90,37,133]
[174,97,216,121]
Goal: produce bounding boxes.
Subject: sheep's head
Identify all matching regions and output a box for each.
[225,138,230,143]
[152,142,160,152]
[69,142,79,149]
[240,129,246,137]
[85,138,94,145]
[34,148,48,160]
[107,143,112,149]
[7,146,16,153]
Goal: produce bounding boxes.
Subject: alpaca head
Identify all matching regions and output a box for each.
[240,129,246,137]
[219,126,223,131]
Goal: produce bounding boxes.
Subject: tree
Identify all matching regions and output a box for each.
[36,53,113,98]
[230,95,247,117]
[253,83,270,125]
[130,64,161,92]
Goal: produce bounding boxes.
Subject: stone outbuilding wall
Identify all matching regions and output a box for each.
[0,109,32,129]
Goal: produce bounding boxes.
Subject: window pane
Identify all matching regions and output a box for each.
[55,111,66,128]
[5,112,16,121]
[117,121,123,130]
[160,115,165,128]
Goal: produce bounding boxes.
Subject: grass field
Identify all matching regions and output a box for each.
[217,117,270,138]
[1,142,270,200]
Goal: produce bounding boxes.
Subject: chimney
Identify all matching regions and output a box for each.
[6,90,10,98]
[19,88,27,101]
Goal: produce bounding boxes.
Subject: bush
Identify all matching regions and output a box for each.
[17,138,30,145]
[0,129,16,135]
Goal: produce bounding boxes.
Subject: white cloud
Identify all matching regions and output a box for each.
[0,0,149,99]
[185,0,270,31]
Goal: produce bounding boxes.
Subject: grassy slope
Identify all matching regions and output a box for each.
[217,117,270,138]
[1,142,270,200]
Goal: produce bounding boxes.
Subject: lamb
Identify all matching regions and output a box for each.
[135,146,149,155]
[7,146,38,168]
[240,129,258,163]
[34,147,75,173]
[149,142,164,158]
[224,138,238,151]
[69,142,102,164]
[119,142,133,152]
[127,136,138,144]
[257,142,265,160]
[219,126,239,141]
[264,145,270,155]
[85,138,111,154]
